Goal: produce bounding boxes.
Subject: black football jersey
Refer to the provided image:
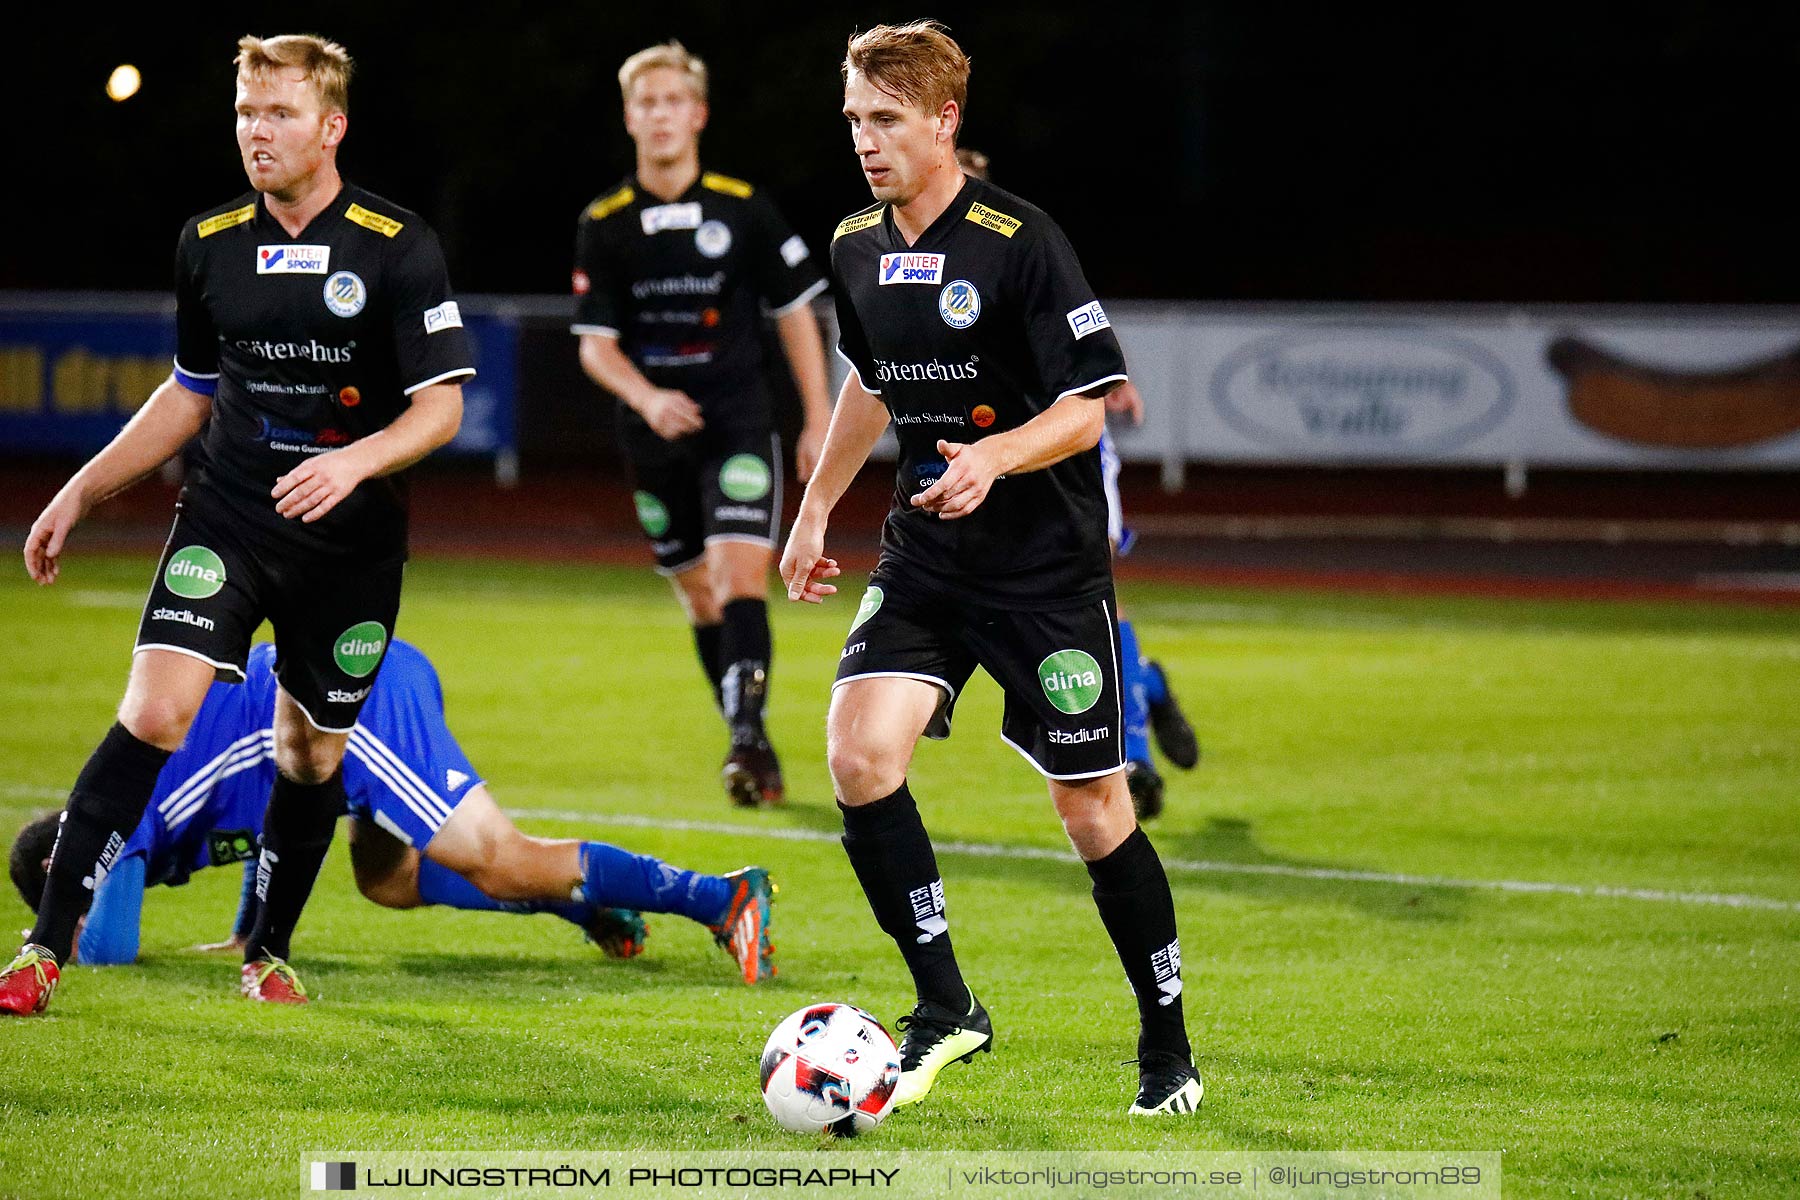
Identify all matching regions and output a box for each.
[173,183,476,559]
[829,176,1127,608]
[571,169,826,429]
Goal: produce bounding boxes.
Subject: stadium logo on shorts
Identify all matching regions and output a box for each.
[333,621,387,679]
[695,220,733,259]
[719,454,771,502]
[938,279,981,329]
[323,271,367,318]
[633,491,671,537]
[1037,649,1104,715]
[850,585,883,632]
[164,545,226,599]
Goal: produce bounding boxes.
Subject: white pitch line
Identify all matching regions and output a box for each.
[509,808,1800,914]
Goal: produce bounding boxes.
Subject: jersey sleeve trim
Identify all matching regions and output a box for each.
[570,323,620,338]
[172,359,220,395]
[1054,372,1129,403]
[403,366,477,396]
[768,277,828,318]
[835,345,882,394]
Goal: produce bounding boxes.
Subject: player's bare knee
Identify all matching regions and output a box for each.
[117,692,200,751]
[827,737,906,804]
[1052,775,1134,858]
[274,740,343,785]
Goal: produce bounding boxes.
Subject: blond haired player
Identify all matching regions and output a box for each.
[781,22,1201,1115]
[5,34,473,1011]
[573,42,832,808]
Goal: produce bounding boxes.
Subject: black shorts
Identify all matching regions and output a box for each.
[135,502,402,733]
[623,421,782,574]
[832,569,1125,780]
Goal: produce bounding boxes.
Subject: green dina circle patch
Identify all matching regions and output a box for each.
[634,491,671,537]
[1037,648,1103,715]
[719,454,771,502]
[334,621,388,679]
[164,545,226,599]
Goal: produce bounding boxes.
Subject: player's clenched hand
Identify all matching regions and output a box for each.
[639,388,705,441]
[912,439,1000,520]
[272,448,370,523]
[23,487,88,586]
[780,519,840,604]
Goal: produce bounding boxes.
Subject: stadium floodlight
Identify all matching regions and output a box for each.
[106,64,141,102]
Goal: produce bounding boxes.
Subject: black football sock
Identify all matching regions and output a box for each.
[840,782,970,1013]
[692,622,726,709]
[719,598,772,744]
[29,723,171,963]
[244,772,343,964]
[1087,825,1192,1064]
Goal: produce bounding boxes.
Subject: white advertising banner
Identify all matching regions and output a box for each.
[1104,304,1800,469]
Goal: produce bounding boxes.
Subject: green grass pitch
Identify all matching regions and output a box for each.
[0,553,1795,1197]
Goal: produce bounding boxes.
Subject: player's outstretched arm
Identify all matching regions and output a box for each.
[780,373,890,603]
[273,382,463,523]
[24,375,211,585]
[913,389,1109,521]
[577,333,704,441]
[75,854,148,967]
[774,306,833,482]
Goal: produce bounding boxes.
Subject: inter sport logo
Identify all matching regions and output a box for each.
[880,252,945,285]
[938,279,981,329]
[257,244,330,275]
[334,621,387,679]
[1037,649,1104,714]
[719,454,771,502]
[633,491,671,537]
[164,545,227,599]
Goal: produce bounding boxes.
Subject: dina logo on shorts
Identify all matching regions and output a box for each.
[851,585,884,632]
[719,454,771,502]
[1037,649,1103,714]
[164,546,226,599]
[333,621,387,678]
[633,491,671,537]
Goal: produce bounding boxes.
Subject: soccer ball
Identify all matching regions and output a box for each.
[760,1003,902,1136]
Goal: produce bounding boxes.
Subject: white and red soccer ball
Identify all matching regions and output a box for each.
[760,1002,901,1135]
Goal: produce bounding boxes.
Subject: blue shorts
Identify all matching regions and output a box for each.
[340,642,483,849]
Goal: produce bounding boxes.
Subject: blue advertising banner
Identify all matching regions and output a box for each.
[0,295,516,461]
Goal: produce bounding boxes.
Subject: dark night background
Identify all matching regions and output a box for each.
[6,5,1800,303]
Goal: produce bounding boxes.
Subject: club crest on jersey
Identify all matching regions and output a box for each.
[880,252,945,286]
[695,220,733,259]
[257,244,330,275]
[640,202,702,235]
[938,279,981,328]
[323,270,366,318]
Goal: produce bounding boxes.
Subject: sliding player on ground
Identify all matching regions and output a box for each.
[6,35,471,1013]
[573,42,832,808]
[955,146,1199,817]
[8,640,777,987]
[781,22,1201,1116]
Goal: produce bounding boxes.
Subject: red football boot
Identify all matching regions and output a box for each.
[0,944,60,1016]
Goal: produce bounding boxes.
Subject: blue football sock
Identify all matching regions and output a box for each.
[579,841,732,924]
[416,858,598,928]
[1118,618,1153,763]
